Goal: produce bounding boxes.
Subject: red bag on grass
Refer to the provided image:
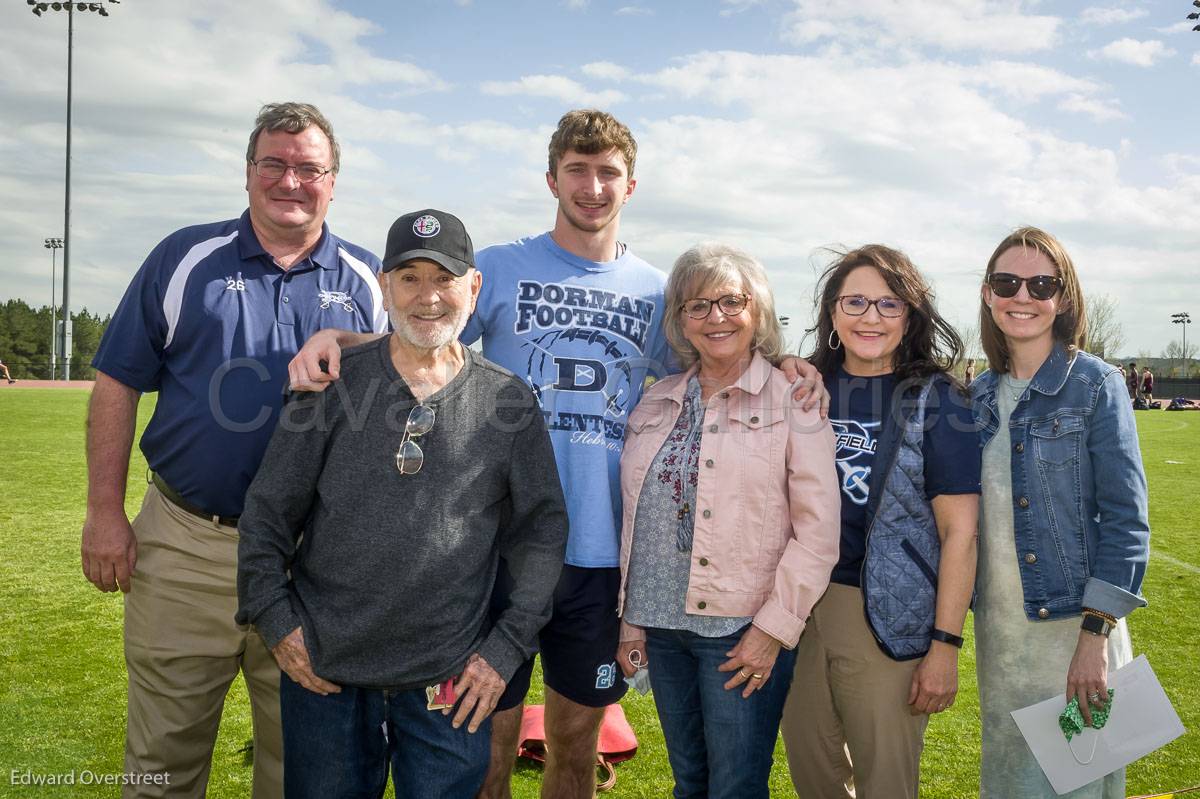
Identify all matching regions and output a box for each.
[516,703,638,792]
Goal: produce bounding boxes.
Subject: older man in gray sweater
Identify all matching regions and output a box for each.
[236,209,567,798]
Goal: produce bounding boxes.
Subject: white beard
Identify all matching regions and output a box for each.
[389,304,469,352]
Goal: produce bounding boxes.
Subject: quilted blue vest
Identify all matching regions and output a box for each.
[860,375,942,661]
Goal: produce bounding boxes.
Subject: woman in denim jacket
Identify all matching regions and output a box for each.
[972,227,1150,798]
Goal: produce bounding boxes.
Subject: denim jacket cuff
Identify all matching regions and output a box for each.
[1081,577,1147,620]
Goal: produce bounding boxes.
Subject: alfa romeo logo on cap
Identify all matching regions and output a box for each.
[412,214,441,238]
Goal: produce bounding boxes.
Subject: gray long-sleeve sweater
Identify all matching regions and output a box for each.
[235,336,568,690]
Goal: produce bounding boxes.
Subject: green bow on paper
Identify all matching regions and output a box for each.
[1059,689,1115,741]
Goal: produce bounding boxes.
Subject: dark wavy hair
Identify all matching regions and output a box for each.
[806,244,963,382]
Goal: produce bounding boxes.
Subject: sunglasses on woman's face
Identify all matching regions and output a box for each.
[987,272,1063,301]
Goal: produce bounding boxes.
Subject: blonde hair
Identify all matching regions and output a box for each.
[664,242,786,370]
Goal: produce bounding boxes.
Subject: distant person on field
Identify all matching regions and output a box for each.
[1126,361,1141,401]
[83,102,386,798]
[0,356,13,383]
[1141,367,1153,403]
[964,358,976,386]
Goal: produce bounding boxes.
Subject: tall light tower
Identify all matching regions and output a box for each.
[44,237,64,379]
[27,0,119,379]
[1172,312,1191,378]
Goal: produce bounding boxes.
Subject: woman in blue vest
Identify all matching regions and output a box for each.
[781,244,980,799]
[971,227,1149,798]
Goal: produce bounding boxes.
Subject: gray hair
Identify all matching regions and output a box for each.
[246,102,340,174]
[664,242,786,370]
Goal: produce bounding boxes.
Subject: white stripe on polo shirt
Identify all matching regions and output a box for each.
[339,246,388,333]
[162,231,240,348]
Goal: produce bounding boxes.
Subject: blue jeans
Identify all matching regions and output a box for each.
[280,674,490,799]
[645,626,797,799]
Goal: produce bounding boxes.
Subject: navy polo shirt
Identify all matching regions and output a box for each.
[93,210,387,517]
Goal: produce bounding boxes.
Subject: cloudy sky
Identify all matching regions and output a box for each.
[3,0,1198,357]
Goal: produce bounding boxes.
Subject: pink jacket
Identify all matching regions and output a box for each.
[617,353,840,649]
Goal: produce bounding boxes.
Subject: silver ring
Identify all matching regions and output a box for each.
[751,673,764,680]
[1087,691,1101,701]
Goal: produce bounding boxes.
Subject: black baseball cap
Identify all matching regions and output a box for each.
[382,209,475,276]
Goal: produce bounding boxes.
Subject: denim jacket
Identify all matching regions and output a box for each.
[971,343,1149,621]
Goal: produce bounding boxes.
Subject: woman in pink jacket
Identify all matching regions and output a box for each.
[615,242,841,798]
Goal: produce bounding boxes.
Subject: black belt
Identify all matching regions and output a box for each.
[151,473,240,528]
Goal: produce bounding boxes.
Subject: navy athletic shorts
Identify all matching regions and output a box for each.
[492,562,627,711]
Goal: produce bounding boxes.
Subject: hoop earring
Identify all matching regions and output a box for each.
[827,329,841,350]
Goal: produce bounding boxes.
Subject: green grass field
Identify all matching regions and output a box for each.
[1,388,1196,797]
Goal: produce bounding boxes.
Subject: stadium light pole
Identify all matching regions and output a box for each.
[44,237,64,379]
[27,0,119,379]
[1172,312,1191,378]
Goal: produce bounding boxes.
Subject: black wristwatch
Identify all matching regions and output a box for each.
[930,628,964,649]
[1080,613,1114,637]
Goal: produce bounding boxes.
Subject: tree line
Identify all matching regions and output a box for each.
[1,293,1194,382]
[0,299,110,380]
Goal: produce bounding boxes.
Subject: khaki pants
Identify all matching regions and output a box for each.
[781,583,928,799]
[123,484,282,798]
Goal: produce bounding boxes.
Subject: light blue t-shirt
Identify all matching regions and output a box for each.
[461,232,672,567]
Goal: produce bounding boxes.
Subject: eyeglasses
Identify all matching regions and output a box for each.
[680,293,750,320]
[837,295,907,318]
[987,272,1063,301]
[395,404,435,475]
[249,158,332,184]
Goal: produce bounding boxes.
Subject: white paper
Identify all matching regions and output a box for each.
[1010,655,1186,795]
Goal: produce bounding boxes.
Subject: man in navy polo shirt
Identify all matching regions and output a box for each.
[83,102,386,798]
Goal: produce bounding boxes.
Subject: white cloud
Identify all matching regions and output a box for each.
[1194,53,1200,66]
[969,61,1102,102]
[1080,7,1148,26]
[601,48,1200,350]
[481,75,625,107]
[582,61,633,81]
[564,0,589,9]
[1057,93,1126,122]
[780,0,1061,54]
[3,1,1197,359]
[1089,38,1175,67]
[721,0,766,15]
[615,6,653,16]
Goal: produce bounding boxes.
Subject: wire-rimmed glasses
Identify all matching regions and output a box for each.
[249,158,332,183]
[395,404,435,475]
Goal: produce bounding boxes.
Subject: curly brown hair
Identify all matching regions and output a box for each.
[547,109,637,178]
